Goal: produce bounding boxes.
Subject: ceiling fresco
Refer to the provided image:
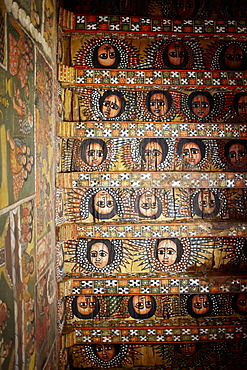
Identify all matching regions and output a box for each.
[56,2,247,369]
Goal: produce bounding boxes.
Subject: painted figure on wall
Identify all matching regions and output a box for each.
[174,343,203,357]
[64,238,136,274]
[67,188,126,222]
[128,295,156,319]
[73,343,140,368]
[129,188,172,221]
[225,92,247,122]
[231,293,247,315]
[7,130,34,201]
[154,238,184,267]
[135,90,177,122]
[79,88,133,121]
[188,91,213,119]
[206,41,247,70]
[136,237,214,273]
[134,191,163,220]
[176,138,210,170]
[163,41,188,69]
[179,91,225,122]
[233,92,247,120]
[224,140,247,171]
[219,43,247,70]
[61,138,119,172]
[139,138,169,170]
[72,296,100,319]
[92,344,120,362]
[74,38,140,69]
[226,0,247,18]
[93,43,120,68]
[186,294,213,318]
[155,343,214,368]
[100,90,126,119]
[191,189,222,218]
[143,39,204,70]
[162,0,207,18]
[122,138,175,171]
[146,90,172,118]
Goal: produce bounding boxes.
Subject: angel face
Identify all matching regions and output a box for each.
[228,341,245,356]
[95,344,116,362]
[149,93,168,117]
[191,94,210,118]
[101,94,122,118]
[231,0,247,18]
[93,190,115,216]
[142,141,163,168]
[228,143,247,168]
[138,192,159,218]
[182,142,202,165]
[237,95,247,118]
[198,190,216,215]
[167,42,185,66]
[156,239,178,266]
[174,0,196,18]
[179,343,197,357]
[132,295,153,316]
[224,44,244,70]
[191,294,210,316]
[236,293,247,313]
[89,242,109,268]
[85,142,104,167]
[77,296,97,316]
[97,44,116,67]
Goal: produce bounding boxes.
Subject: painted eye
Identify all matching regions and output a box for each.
[236,54,243,61]
[183,150,189,156]
[99,251,107,257]
[99,53,108,59]
[135,302,144,309]
[238,151,246,157]
[152,150,162,157]
[79,302,87,308]
[90,252,97,258]
[193,302,202,309]
[191,149,199,154]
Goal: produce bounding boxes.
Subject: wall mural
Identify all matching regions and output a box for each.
[0,0,57,367]
[69,36,247,72]
[56,7,247,369]
[61,237,247,275]
[61,86,247,125]
[60,137,247,172]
